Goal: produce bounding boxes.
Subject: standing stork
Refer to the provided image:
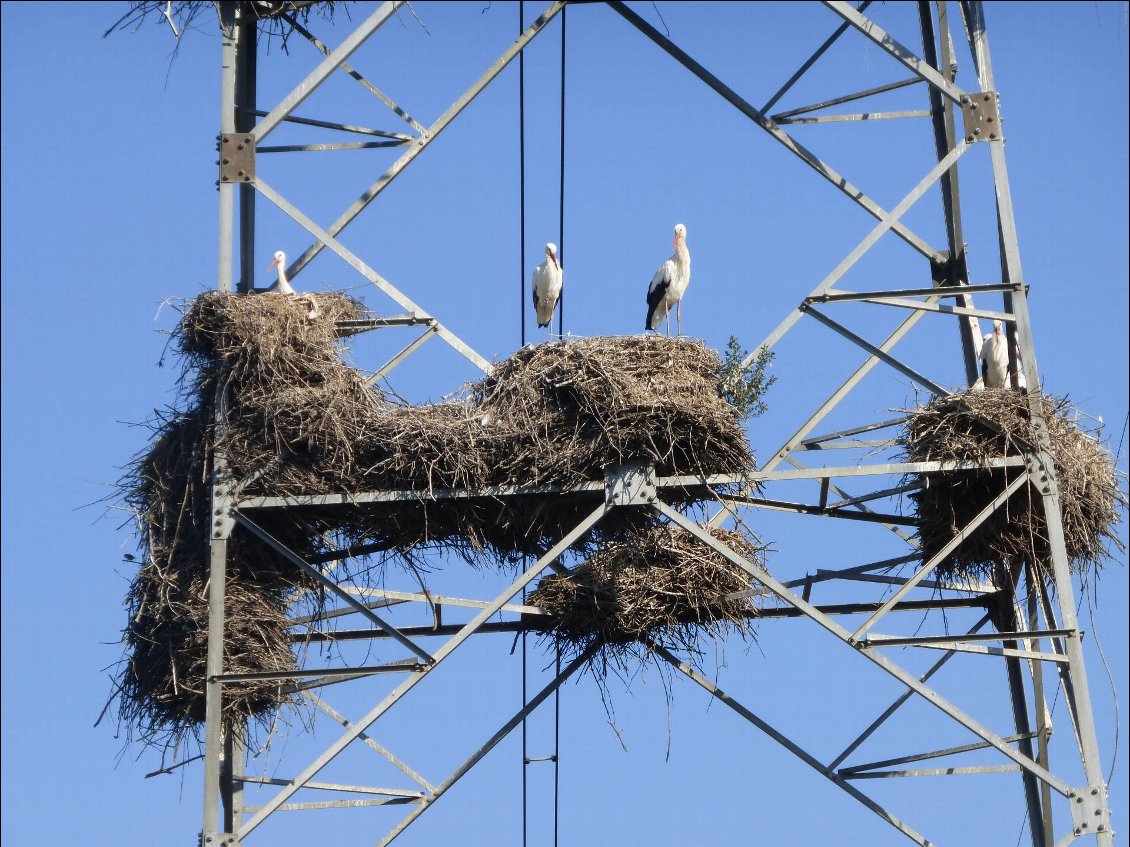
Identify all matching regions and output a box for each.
[979,319,1024,389]
[267,250,296,295]
[265,250,320,319]
[531,242,562,334]
[645,223,691,336]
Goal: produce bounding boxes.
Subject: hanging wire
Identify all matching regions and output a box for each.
[519,11,529,847]
[551,641,560,847]
[556,4,566,337]
[519,0,527,347]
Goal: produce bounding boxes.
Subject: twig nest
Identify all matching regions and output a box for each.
[527,525,766,666]
[120,568,297,738]
[114,292,761,748]
[904,389,1124,581]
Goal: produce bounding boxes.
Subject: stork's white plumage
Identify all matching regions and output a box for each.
[645,223,691,336]
[267,250,296,295]
[265,249,321,319]
[979,319,1019,389]
[532,243,562,331]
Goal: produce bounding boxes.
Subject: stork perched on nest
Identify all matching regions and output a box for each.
[265,250,320,319]
[531,242,562,334]
[979,319,1025,389]
[645,223,691,336]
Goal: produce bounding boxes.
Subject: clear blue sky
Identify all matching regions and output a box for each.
[2,2,1127,845]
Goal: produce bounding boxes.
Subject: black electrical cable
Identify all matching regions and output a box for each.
[519,0,527,348]
[556,4,566,338]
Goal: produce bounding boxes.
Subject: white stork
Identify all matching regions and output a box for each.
[645,223,691,336]
[265,250,320,319]
[531,242,562,332]
[267,250,296,295]
[979,319,1023,389]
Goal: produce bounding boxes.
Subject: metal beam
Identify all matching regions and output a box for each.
[848,470,1030,640]
[605,0,941,261]
[823,1,967,104]
[817,282,1019,300]
[752,141,966,358]
[918,0,981,382]
[303,692,435,793]
[830,614,992,769]
[236,503,607,839]
[653,645,935,847]
[772,76,923,119]
[253,177,494,374]
[803,305,951,396]
[841,732,1038,774]
[217,2,237,293]
[655,503,1071,796]
[964,5,1111,836]
[250,2,403,143]
[375,644,598,846]
[285,2,567,281]
[234,511,435,664]
[776,110,929,124]
[760,0,873,115]
[281,12,428,135]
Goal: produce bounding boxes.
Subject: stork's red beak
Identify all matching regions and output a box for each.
[268,257,280,271]
[550,254,559,270]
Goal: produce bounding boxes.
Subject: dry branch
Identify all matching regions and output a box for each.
[903,388,1124,582]
[112,291,759,748]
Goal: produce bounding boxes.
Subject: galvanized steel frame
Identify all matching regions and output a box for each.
[198,3,1114,846]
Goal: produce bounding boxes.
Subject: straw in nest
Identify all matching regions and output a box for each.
[527,524,766,668]
[904,388,1124,581]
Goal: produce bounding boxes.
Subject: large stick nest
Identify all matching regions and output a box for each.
[903,388,1124,581]
[113,291,757,746]
[186,292,753,559]
[527,525,766,668]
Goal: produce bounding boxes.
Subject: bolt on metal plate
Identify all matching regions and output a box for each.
[961,91,1003,143]
[605,462,657,507]
[1068,784,1112,836]
[219,133,256,183]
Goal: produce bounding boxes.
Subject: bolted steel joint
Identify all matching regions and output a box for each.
[961,90,1002,144]
[219,133,256,184]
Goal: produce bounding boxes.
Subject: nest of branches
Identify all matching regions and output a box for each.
[118,567,298,744]
[527,525,766,669]
[114,291,756,745]
[904,388,1124,581]
[106,2,348,42]
[188,294,753,559]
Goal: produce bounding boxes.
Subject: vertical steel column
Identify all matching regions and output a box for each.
[217,2,237,293]
[235,2,257,293]
[965,4,1113,843]
[918,0,980,384]
[222,721,246,834]
[201,531,230,842]
[205,5,239,839]
[991,573,1049,847]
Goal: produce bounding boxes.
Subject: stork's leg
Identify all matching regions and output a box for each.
[665,308,671,337]
[676,301,682,336]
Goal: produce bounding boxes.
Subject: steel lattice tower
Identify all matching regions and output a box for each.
[196,3,1116,845]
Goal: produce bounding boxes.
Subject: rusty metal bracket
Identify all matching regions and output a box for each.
[960,91,1002,143]
[219,133,255,183]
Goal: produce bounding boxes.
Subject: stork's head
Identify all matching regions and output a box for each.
[673,223,687,248]
[268,250,286,271]
[545,243,559,269]
[993,319,1003,336]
